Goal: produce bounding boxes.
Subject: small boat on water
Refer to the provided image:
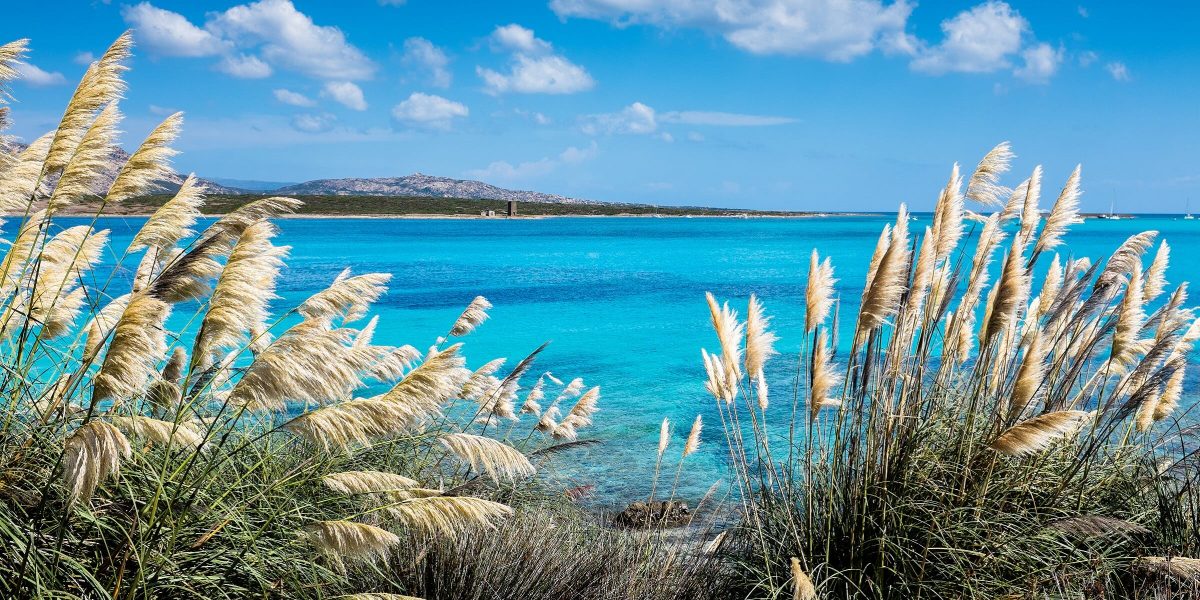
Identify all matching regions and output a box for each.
[1097,198,1122,220]
[1185,198,1195,220]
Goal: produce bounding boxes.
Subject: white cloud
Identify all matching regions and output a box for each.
[687,131,705,142]
[322,81,367,110]
[489,24,553,54]
[273,88,316,107]
[217,53,272,78]
[207,0,375,80]
[1078,50,1098,67]
[661,111,797,126]
[477,24,595,95]
[910,2,1027,74]
[1077,5,1088,18]
[291,112,336,133]
[1106,61,1130,82]
[73,51,96,65]
[122,2,226,57]
[582,102,658,135]
[1013,42,1062,83]
[401,37,451,87]
[125,0,374,81]
[550,0,912,61]
[149,104,179,115]
[391,92,469,129]
[15,62,67,86]
[467,142,597,182]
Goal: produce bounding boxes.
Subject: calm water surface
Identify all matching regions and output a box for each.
[78,214,1200,505]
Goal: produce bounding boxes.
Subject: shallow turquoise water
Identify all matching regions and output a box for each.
[72,214,1200,505]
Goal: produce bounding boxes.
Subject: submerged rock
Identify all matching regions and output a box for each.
[613,500,691,528]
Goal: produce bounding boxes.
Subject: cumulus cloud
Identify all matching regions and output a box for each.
[582,102,657,135]
[122,2,227,57]
[1013,42,1062,83]
[401,37,452,87]
[909,2,1027,74]
[1078,50,1098,67]
[291,112,337,133]
[322,81,368,110]
[476,24,594,95]
[123,0,374,81]
[73,51,96,65]
[1106,61,1130,82]
[15,62,67,86]
[467,141,597,182]
[217,53,272,78]
[391,92,469,129]
[273,88,316,107]
[550,0,912,61]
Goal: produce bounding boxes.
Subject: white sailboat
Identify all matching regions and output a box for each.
[1185,198,1195,220]
[1098,196,1122,220]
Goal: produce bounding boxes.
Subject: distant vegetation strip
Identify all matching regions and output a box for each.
[82,194,829,217]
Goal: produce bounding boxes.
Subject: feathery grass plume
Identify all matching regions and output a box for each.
[45,32,131,173]
[906,227,936,317]
[1033,165,1082,256]
[303,520,401,570]
[810,332,840,419]
[28,225,109,337]
[384,495,512,539]
[1015,166,1043,246]
[1135,556,1200,581]
[536,405,561,434]
[981,238,1027,343]
[47,102,121,213]
[162,346,186,382]
[745,294,778,376]
[284,396,425,451]
[805,250,837,333]
[520,376,545,415]
[194,221,288,361]
[1048,515,1150,538]
[92,293,170,402]
[322,471,420,495]
[1110,263,1147,369]
[1001,178,1030,222]
[1145,240,1170,301]
[462,358,505,399]
[201,195,302,244]
[790,557,817,600]
[439,433,536,483]
[340,594,424,600]
[706,292,745,385]
[63,420,132,504]
[0,132,51,213]
[1009,333,1048,418]
[657,418,671,459]
[701,348,735,403]
[683,415,702,457]
[1041,254,1064,310]
[861,223,892,296]
[449,295,492,337]
[0,39,28,85]
[1149,366,1185,424]
[554,386,600,440]
[555,376,585,403]
[106,111,181,202]
[856,205,910,338]
[147,236,228,304]
[300,271,391,325]
[990,410,1094,456]
[1097,231,1157,290]
[82,293,131,358]
[0,210,46,312]
[109,415,203,448]
[129,174,204,251]
[229,323,380,412]
[931,164,965,260]
[965,141,1014,207]
[377,344,470,416]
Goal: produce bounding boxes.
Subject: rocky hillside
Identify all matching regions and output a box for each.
[274,173,588,204]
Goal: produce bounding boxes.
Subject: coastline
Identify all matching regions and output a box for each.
[39,210,882,220]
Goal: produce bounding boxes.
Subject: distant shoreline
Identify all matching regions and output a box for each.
[42,211,879,220]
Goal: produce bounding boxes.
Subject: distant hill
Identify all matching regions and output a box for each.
[274,173,589,204]
[5,141,588,203]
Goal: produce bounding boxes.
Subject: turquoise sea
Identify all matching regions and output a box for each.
[80,214,1200,505]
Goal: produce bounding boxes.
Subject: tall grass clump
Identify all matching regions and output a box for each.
[703,143,1200,598]
[0,34,726,599]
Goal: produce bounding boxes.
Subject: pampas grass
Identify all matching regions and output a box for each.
[438,433,536,483]
[989,410,1094,456]
[62,420,132,504]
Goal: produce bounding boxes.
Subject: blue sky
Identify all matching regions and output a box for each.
[2,1,1197,211]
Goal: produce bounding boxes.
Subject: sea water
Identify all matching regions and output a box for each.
[69,214,1200,505]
